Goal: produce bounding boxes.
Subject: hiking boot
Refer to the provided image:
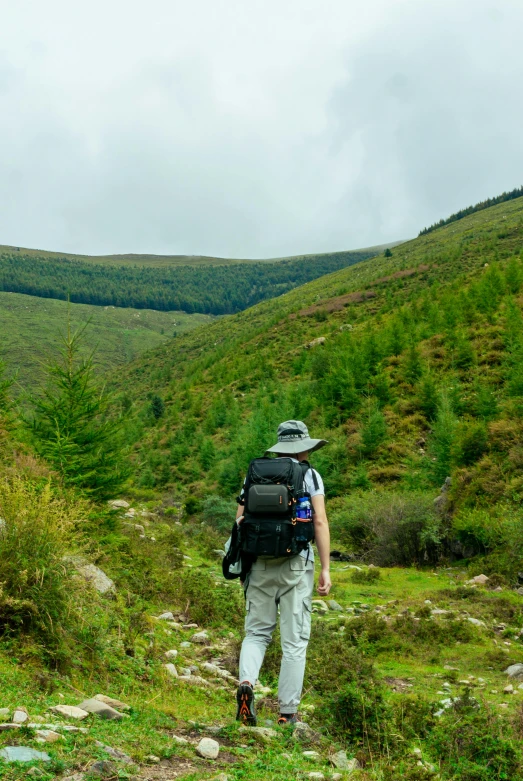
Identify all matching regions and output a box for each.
[236,683,256,726]
[277,713,299,726]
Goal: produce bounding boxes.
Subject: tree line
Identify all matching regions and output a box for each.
[419,186,523,236]
[0,249,376,315]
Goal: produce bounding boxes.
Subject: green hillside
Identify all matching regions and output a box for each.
[0,245,394,314]
[3,197,523,781]
[120,195,523,558]
[0,291,212,388]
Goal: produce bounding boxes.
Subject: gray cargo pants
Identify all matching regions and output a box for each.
[239,555,314,714]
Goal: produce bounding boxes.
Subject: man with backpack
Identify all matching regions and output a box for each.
[232,420,331,727]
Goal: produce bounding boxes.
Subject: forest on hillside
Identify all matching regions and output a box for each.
[0,248,377,315]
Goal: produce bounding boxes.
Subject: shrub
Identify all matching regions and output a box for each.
[179,566,244,629]
[0,476,83,652]
[454,422,488,466]
[427,696,523,780]
[201,494,237,534]
[330,492,444,566]
[360,403,388,457]
[350,567,382,583]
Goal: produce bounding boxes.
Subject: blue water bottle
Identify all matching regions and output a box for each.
[296,497,312,520]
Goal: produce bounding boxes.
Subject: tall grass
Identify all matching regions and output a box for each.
[0,475,84,652]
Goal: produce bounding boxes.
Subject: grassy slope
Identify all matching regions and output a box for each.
[0,292,212,389]
[0,242,403,268]
[1,533,523,781]
[119,195,523,510]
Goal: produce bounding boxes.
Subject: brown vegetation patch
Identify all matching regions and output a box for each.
[372,264,432,286]
[383,676,414,692]
[298,289,377,317]
[368,466,405,482]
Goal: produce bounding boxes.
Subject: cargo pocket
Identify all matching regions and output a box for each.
[290,557,305,571]
[300,598,312,640]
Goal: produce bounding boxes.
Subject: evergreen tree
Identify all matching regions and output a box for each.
[360,402,387,457]
[417,374,439,421]
[29,322,130,499]
[428,394,458,485]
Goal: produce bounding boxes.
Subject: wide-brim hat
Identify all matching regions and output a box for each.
[265,420,328,456]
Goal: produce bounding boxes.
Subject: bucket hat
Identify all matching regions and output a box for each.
[265,420,328,456]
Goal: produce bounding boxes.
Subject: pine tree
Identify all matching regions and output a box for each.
[29,321,130,499]
[428,394,458,485]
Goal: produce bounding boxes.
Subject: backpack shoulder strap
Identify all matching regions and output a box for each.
[299,460,319,491]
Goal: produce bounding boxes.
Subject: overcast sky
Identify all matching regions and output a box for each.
[1,0,522,259]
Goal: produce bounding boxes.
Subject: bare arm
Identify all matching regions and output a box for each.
[312,494,332,596]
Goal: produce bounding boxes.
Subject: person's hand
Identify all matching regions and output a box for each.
[237,515,244,525]
[317,568,332,596]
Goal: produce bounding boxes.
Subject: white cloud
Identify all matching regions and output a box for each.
[0,0,521,257]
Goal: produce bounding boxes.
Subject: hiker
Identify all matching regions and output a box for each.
[234,420,331,726]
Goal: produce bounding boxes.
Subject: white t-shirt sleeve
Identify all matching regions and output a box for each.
[304,468,324,497]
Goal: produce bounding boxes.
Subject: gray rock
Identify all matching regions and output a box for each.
[330,750,359,770]
[238,726,277,743]
[292,721,321,744]
[35,729,63,743]
[164,663,178,678]
[196,737,220,759]
[77,699,124,720]
[311,599,329,611]
[467,574,489,585]
[467,617,486,627]
[0,724,20,731]
[0,746,51,763]
[108,500,130,509]
[0,708,9,718]
[87,761,118,777]
[303,750,321,760]
[306,774,325,780]
[516,587,523,596]
[506,664,523,679]
[94,695,130,712]
[145,755,161,764]
[95,741,133,763]
[12,707,29,724]
[77,564,115,595]
[157,612,176,621]
[180,641,192,648]
[165,650,178,659]
[172,735,189,745]
[202,662,235,680]
[26,768,45,778]
[328,600,343,612]
[191,630,210,644]
[49,705,89,720]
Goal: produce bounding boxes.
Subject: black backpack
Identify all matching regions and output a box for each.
[237,457,318,558]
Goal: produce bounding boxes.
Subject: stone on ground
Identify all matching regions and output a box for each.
[157,611,176,620]
[468,574,489,585]
[0,746,51,763]
[293,721,321,744]
[467,617,485,627]
[505,663,523,678]
[164,663,179,678]
[328,600,343,611]
[330,750,348,769]
[196,737,220,759]
[0,708,9,718]
[12,707,29,724]
[94,694,131,711]
[35,730,63,743]
[95,741,133,763]
[0,724,20,731]
[77,699,124,720]
[172,735,189,745]
[238,725,277,743]
[87,760,118,777]
[145,755,161,763]
[77,564,116,595]
[108,500,130,509]
[191,630,210,644]
[307,774,325,780]
[303,750,321,760]
[165,649,178,659]
[202,662,235,680]
[49,705,89,720]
